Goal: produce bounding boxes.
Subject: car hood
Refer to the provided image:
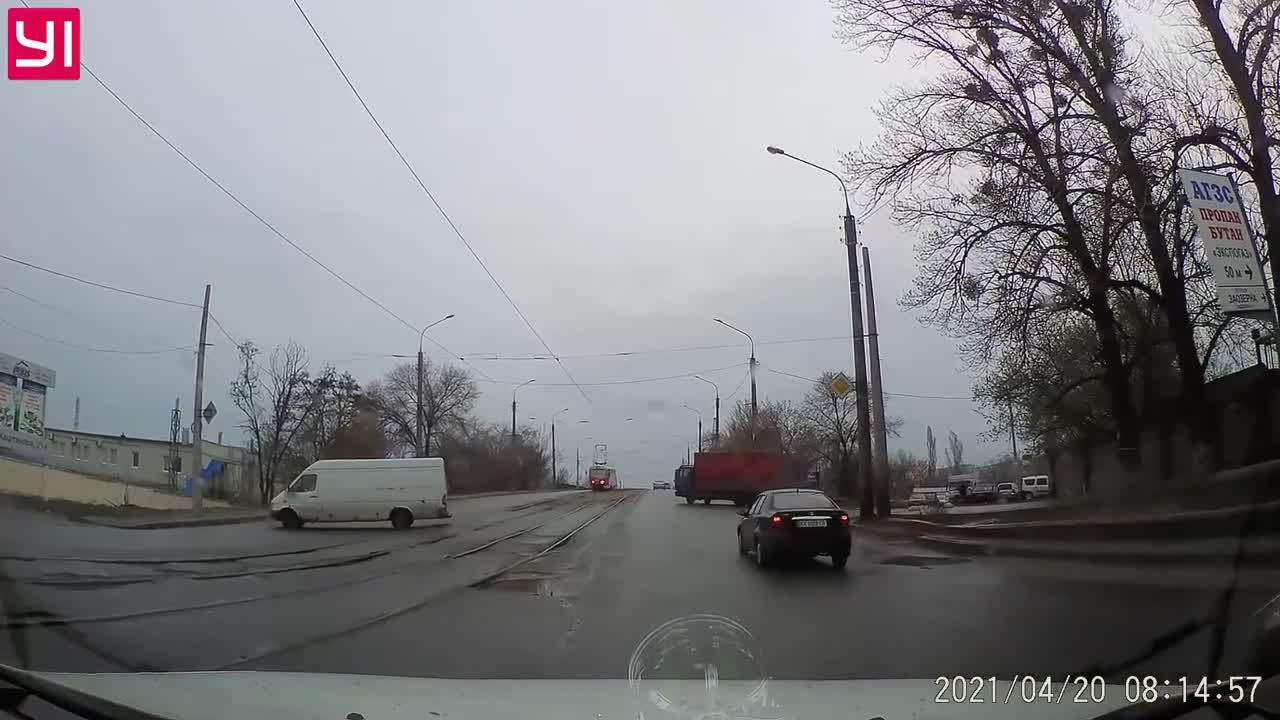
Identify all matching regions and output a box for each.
[3,665,1138,720]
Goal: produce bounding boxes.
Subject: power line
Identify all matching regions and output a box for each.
[764,366,973,401]
[723,367,752,402]
[0,313,197,356]
[53,33,472,373]
[475,362,747,387]
[290,0,585,402]
[0,253,200,308]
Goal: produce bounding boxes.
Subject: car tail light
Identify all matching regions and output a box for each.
[770,514,784,525]
[839,513,849,524]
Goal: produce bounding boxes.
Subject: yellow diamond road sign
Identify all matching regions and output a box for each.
[829,372,852,397]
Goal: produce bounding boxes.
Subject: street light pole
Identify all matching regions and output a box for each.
[512,379,536,440]
[767,145,875,519]
[694,375,720,447]
[682,404,703,453]
[551,407,569,486]
[416,314,455,457]
[714,318,757,441]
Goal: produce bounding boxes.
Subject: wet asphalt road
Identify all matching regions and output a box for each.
[1,489,1274,680]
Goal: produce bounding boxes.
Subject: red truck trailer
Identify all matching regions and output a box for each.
[673,451,811,506]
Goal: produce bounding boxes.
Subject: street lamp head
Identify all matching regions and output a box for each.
[443,313,456,320]
[766,146,785,155]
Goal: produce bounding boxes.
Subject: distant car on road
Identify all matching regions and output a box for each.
[652,480,671,490]
[996,481,1019,501]
[736,489,851,570]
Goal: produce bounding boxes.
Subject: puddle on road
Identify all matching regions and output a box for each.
[480,571,561,597]
[877,554,969,569]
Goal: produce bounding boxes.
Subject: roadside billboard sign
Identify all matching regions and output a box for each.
[1178,169,1272,316]
[18,381,46,436]
[0,372,16,431]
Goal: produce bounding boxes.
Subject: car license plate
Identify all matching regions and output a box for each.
[796,519,827,528]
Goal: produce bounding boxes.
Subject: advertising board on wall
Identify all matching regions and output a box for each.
[0,354,55,461]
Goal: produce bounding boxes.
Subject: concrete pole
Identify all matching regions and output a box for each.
[844,211,875,519]
[191,284,210,513]
[416,349,425,457]
[551,422,557,487]
[862,246,891,518]
[714,394,720,447]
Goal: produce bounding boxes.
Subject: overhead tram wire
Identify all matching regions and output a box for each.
[473,362,747,388]
[290,0,585,401]
[39,28,482,382]
[764,366,973,401]
[458,333,863,362]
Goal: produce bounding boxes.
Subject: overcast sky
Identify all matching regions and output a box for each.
[2,0,1005,483]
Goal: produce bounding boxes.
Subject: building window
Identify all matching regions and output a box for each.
[109,448,117,465]
[131,451,140,468]
[100,448,107,464]
[163,456,170,471]
[173,456,182,473]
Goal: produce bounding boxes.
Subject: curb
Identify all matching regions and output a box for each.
[911,533,1280,568]
[851,523,1280,568]
[864,500,1280,542]
[79,512,267,530]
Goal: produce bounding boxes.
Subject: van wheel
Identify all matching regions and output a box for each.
[390,508,414,530]
[703,498,711,505]
[685,497,695,505]
[279,510,302,530]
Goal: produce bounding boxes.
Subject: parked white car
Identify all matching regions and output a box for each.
[270,457,450,530]
[1019,474,1053,500]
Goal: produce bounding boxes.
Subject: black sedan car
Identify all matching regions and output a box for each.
[736,489,852,570]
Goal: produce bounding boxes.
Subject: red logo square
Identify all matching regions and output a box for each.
[8,7,80,80]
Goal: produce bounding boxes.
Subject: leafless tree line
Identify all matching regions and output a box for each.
[229,341,550,505]
[835,0,1279,462]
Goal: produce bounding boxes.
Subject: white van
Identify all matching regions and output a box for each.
[269,458,450,530]
[1020,474,1053,500]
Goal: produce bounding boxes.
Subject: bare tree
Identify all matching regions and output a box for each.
[295,366,365,463]
[229,341,316,505]
[365,358,479,456]
[946,430,965,474]
[925,426,938,481]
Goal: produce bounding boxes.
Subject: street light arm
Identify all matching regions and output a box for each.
[513,378,536,400]
[713,318,755,358]
[767,148,852,216]
[418,313,456,352]
[693,375,719,393]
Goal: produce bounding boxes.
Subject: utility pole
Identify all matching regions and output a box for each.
[551,422,557,486]
[863,247,891,518]
[844,207,875,518]
[765,146,873,518]
[694,376,720,448]
[73,396,80,431]
[714,319,756,443]
[576,447,580,488]
[169,398,181,490]
[191,284,210,513]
